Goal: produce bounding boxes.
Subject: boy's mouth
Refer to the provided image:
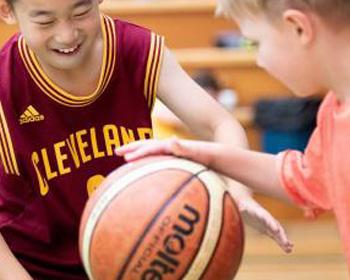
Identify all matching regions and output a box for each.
[53,44,81,55]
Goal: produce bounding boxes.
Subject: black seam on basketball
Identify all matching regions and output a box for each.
[116,170,208,280]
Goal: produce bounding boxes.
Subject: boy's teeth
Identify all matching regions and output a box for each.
[58,46,77,53]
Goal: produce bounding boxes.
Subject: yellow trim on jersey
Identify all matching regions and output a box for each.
[144,33,164,111]
[99,16,117,95]
[150,36,164,111]
[0,132,9,174]
[144,33,156,104]
[18,15,117,107]
[148,35,162,108]
[0,103,19,175]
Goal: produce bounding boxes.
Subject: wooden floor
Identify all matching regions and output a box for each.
[235,221,348,280]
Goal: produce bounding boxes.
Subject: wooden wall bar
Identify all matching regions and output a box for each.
[100,0,233,48]
[174,48,292,105]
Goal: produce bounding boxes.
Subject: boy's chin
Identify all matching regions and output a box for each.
[293,89,320,98]
[47,56,84,71]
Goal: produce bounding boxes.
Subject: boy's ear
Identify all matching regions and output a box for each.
[0,0,16,25]
[283,9,314,45]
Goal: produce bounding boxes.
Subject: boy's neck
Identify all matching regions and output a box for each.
[320,26,350,102]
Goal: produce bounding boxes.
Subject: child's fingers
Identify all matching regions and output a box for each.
[123,143,172,161]
[256,208,293,253]
[276,229,293,253]
[115,138,179,157]
[267,221,293,253]
[115,138,179,161]
[115,140,147,156]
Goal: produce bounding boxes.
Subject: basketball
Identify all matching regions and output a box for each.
[79,155,244,280]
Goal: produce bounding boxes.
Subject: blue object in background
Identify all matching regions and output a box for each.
[254,97,321,154]
[262,129,313,154]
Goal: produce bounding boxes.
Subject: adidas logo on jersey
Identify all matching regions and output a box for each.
[19,105,44,125]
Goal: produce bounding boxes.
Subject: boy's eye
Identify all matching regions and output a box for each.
[74,8,91,18]
[35,20,55,26]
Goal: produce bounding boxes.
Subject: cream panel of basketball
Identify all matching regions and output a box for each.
[81,158,211,280]
[183,170,226,279]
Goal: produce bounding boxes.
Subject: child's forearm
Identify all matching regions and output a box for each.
[0,234,32,279]
[180,140,292,203]
[211,146,292,202]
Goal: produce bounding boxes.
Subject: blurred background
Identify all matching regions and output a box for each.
[0,0,346,278]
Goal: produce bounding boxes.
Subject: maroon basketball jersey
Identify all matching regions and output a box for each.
[0,15,164,279]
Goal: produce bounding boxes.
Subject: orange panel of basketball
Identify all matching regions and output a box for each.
[79,155,244,280]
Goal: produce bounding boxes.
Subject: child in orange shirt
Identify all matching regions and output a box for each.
[117,0,350,271]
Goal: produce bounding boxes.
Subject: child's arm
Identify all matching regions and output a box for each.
[116,138,292,203]
[0,234,32,279]
[178,140,293,202]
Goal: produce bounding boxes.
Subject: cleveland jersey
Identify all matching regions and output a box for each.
[0,15,164,279]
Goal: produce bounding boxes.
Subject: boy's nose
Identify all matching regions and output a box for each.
[55,23,79,45]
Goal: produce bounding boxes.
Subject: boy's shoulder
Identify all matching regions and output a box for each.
[111,16,153,46]
[113,17,151,34]
[110,16,159,61]
[0,33,20,59]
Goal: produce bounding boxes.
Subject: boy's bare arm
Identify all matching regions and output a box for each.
[156,47,248,148]
[0,234,32,279]
[116,139,292,203]
[176,140,293,203]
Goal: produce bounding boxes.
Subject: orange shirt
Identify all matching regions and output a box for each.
[278,92,350,270]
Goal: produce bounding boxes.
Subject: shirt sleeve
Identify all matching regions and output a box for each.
[277,124,331,218]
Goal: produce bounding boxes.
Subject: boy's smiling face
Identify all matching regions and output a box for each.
[237,12,325,97]
[9,0,103,72]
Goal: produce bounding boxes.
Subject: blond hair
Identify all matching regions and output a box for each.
[217,0,350,22]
